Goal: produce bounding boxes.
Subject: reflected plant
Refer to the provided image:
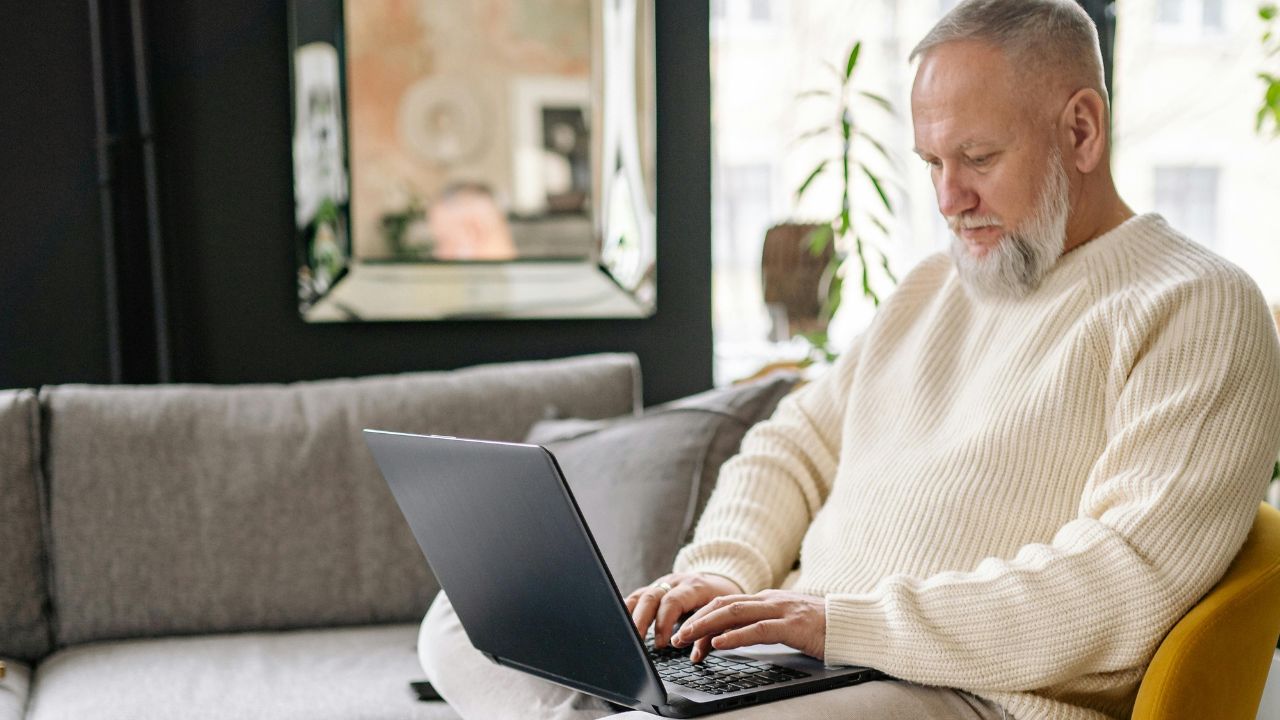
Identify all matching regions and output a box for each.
[380,196,426,260]
[309,198,347,294]
[1258,3,1280,136]
[792,41,899,363]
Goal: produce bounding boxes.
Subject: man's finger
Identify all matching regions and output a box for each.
[630,589,664,635]
[691,634,715,663]
[675,599,776,646]
[653,586,696,648]
[677,593,757,632]
[709,619,786,652]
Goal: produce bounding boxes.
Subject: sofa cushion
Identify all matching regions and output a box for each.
[42,354,640,647]
[0,389,51,661]
[24,624,460,720]
[0,660,31,720]
[524,373,798,595]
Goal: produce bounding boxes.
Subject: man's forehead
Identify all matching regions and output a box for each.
[911,41,1018,106]
[910,42,1028,151]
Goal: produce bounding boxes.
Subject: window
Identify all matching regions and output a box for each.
[713,164,775,384]
[712,0,777,32]
[1153,167,1220,247]
[1155,0,1224,34]
[710,0,951,384]
[1114,1,1280,302]
[1202,0,1223,30]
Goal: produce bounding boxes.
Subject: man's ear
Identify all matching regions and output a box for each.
[1060,88,1107,174]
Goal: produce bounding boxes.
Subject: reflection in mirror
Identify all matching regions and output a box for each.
[288,0,656,321]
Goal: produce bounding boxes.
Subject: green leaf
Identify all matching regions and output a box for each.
[868,214,891,237]
[844,42,862,81]
[856,131,899,168]
[798,329,829,349]
[850,236,876,306]
[807,224,835,256]
[879,249,898,284]
[795,89,834,100]
[857,90,896,115]
[821,263,845,321]
[1259,104,1270,133]
[862,166,894,213]
[793,126,834,145]
[1261,3,1277,21]
[795,160,829,202]
[1272,460,1280,480]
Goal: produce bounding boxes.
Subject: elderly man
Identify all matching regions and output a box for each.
[418,0,1280,717]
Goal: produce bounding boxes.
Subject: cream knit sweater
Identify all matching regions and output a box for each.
[674,214,1280,719]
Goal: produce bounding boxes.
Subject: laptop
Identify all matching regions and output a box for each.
[363,430,884,717]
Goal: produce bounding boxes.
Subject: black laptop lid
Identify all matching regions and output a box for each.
[364,430,667,708]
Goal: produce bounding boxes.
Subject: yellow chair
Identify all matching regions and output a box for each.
[1133,502,1280,719]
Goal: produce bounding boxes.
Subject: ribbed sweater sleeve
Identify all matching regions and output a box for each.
[671,335,863,593]
[822,268,1280,691]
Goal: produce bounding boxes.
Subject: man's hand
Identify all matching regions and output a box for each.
[624,573,742,649]
[671,590,826,663]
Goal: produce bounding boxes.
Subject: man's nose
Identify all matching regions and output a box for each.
[935,168,978,217]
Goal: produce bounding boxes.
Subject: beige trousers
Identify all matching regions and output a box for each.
[419,594,1009,720]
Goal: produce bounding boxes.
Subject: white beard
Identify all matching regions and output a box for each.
[947,148,1070,300]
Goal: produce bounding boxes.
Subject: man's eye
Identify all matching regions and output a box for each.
[969,155,991,166]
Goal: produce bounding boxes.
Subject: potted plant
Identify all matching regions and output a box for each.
[783,41,899,363]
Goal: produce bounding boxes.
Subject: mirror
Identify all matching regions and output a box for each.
[288,0,657,321]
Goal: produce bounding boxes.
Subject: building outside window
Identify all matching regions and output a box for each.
[1156,0,1225,32]
[1153,166,1220,247]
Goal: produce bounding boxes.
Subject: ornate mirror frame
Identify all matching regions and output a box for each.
[288,0,657,321]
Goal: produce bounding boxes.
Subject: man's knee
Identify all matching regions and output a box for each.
[418,591,463,680]
[416,593,614,720]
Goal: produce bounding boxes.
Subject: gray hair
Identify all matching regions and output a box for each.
[911,0,1107,106]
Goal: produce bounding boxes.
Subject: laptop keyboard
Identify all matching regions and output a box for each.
[646,641,810,695]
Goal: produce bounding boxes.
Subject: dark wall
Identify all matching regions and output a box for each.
[1,2,713,406]
[0,5,111,387]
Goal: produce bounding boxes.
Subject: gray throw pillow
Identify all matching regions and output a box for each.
[524,373,798,596]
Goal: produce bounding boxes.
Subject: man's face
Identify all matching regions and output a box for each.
[912,41,1071,297]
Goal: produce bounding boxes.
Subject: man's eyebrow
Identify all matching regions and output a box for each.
[913,139,999,157]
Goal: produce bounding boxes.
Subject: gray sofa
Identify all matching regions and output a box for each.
[0,354,796,720]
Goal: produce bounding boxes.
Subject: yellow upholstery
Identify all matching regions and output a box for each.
[1133,502,1280,719]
